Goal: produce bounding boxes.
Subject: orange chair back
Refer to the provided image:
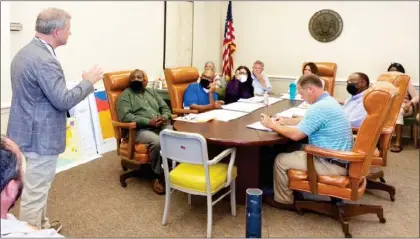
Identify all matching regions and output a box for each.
[164,67,200,111]
[103,70,149,139]
[352,82,398,179]
[302,62,337,96]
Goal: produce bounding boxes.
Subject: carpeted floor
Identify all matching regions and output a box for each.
[11,142,419,238]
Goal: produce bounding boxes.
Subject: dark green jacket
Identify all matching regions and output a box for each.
[116,87,171,129]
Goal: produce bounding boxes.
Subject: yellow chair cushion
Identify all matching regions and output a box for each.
[169,163,237,193]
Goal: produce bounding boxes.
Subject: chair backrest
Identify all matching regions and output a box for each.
[164,67,200,111]
[376,72,410,128]
[103,70,149,139]
[302,62,337,96]
[351,82,398,179]
[160,129,209,165]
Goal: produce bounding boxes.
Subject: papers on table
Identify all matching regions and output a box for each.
[297,101,311,109]
[238,96,283,105]
[222,101,265,113]
[280,94,303,100]
[247,120,298,132]
[246,121,273,132]
[276,107,308,118]
[175,109,247,123]
[175,95,285,124]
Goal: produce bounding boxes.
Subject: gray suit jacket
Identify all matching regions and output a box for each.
[7,38,94,155]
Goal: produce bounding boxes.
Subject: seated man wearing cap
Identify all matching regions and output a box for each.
[116,69,172,195]
[183,69,225,113]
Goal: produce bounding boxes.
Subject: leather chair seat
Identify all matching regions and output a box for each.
[119,139,149,163]
[288,169,366,200]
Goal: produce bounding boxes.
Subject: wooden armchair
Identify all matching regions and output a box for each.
[354,73,410,201]
[288,83,398,238]
[302,62,337,96]
[164,67,200,116]
[103,70,150,187]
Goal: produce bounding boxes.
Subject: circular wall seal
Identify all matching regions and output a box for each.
[309,9,343,43]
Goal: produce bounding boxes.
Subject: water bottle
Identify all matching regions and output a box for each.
[289,82,297,100]
[263,90,269,105]
[245,188,263,238]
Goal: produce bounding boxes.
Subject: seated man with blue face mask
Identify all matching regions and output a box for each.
[183,70,225,113]
[342,72,370,128]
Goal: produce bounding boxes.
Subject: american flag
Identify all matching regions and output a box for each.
[222,1,236,81]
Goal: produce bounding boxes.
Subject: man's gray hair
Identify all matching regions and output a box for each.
[253,60,264,68]
[204,61,216,71]
[35,8,71,34]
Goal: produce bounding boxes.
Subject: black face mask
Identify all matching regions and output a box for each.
[200,79,210,89]
[130,81,144,91]
[346,83,359,96]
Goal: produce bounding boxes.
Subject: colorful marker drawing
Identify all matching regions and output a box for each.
[94,90,114,140]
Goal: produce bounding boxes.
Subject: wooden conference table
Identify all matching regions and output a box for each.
[173,98,303,204]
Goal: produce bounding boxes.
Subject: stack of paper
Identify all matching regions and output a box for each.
[174,109,247,123]
[247,120,298,132]
[222,101,265,113]
[174,113,213,123]
[297,101,311,109]
[246,121,273,132]
[276,107,308,118]
[199,109,248,122]
[238,96,283,105]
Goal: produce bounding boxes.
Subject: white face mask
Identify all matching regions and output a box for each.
[239,75,247,83]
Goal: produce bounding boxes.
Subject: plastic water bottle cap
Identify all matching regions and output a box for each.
[246,188,263,196]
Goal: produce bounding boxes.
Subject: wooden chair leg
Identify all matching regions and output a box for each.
[413,124,419,149]
[367,171,385,182]
[295,199,386,238]
[366,178,395,201]
[120,169,141,188]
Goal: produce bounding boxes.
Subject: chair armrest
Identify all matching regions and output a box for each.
[304,145,365,163]
[112,121,136,129]
[173,108,199,115]
[352,126,393,136]
[208,148,237,187]
[112,121,136,158]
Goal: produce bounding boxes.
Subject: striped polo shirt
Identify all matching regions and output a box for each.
[297,93,354,165]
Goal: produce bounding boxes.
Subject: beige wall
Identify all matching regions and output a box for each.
[192,1,223,73]
[8,1,165,88]
[1,1,219,133]
[1,1,419,136]
[221,1,419,85]
[1,1,11,105]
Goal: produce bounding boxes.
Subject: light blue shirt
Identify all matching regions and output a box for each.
[342,91,367,128]
[251,72,272,95]
[297,93,354,165]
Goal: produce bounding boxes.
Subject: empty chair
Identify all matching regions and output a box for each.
[160,129,237,238]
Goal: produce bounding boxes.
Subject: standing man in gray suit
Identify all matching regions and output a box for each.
[6,8,104,232]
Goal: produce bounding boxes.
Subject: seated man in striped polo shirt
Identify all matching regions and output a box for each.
[260,74,354,210]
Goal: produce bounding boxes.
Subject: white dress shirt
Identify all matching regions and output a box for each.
[1,214,64,238]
